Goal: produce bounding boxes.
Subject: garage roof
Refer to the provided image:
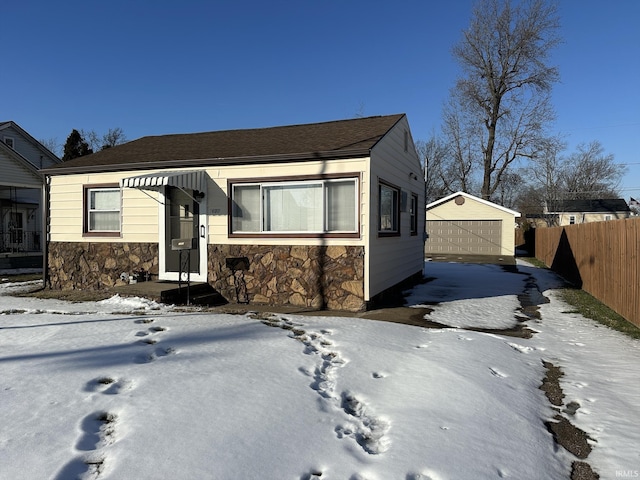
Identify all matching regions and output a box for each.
[427,191,521,217]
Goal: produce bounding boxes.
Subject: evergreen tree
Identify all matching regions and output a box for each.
[62,129,93,161]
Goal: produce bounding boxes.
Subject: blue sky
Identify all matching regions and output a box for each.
[2,1,639,195]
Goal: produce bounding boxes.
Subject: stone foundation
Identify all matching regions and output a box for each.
[46,241,366,311]
[47,242,159,290]
[208,244,365,311]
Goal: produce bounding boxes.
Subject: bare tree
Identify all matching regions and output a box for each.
[39,137,61,157]
[101,127,127,149]
[81,128,127,151]
[560,141,625,199]
[79,130,100,153]
[441,103,481,194]
[416,137,450,203]
[445,0,561,200]
[518,139,626,225]
[494,170,524,209]
[522,135,566,223]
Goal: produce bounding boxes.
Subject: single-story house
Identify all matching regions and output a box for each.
[41,114,425,311]
[425,191,521,257]
[544,199,631,226]
[0,121,61,267]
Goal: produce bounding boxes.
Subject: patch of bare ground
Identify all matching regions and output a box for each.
[540,361,599,480]
[16,287,112,303]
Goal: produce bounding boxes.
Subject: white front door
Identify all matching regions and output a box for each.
[158,186,207,282]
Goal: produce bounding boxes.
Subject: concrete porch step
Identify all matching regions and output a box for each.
[111,280,228,306]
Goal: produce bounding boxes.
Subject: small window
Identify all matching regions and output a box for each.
[379,181,400,235]
[604,214,612,221]
[84,185,121,235]
[569,215,576,225]
[410,194,419,235]
[3,136,14,149]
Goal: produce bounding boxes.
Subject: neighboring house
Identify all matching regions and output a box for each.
[41,114,425,311]
[544,199,631,226]
[425,191,521,257]
[0,121,61,267]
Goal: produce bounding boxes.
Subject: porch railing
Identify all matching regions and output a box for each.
[0,230,42,253]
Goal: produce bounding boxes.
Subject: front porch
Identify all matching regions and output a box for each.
[0,251,42,269]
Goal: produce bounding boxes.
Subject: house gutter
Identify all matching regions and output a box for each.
[40,149,372,176]
[41,175,50,288]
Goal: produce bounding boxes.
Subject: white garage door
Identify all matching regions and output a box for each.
[426,220,502,255]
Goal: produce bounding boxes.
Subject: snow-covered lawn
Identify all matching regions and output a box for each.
[1,261,638,480]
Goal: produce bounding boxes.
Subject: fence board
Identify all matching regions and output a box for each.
[535,218,640,328]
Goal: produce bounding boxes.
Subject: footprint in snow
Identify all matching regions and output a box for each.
[507,342,534,354]
[75,411,117,451]
[86,377,133,395]
[339,391,391,455]
[300,469,324,480]
[406,472,438,480]
[135,346,177,364]
[260,315,390,456]
[55,411,117,480]
[135,318,154,324]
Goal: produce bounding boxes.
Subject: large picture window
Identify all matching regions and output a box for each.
[231,177,358,236]
[378,182,400,235]
[84,185,121,235]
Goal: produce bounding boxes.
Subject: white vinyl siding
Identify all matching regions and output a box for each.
[0,151,42,188]
[367,116,424,300]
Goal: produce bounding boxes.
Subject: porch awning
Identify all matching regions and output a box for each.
[120,170,205,192]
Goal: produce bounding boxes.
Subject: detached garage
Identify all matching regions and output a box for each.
[426,192,520,257]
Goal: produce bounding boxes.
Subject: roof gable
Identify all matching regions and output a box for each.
[44,114,405,174]
[0,121,61,168]
[427,191,521,217]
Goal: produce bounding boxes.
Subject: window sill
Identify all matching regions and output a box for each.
[83,232,121,238]
[229,232,360,239]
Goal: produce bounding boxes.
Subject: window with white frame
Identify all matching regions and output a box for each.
[569,215,576,225]
[378,181,400,235]
[85,186,121,233]
[231,177,358,235]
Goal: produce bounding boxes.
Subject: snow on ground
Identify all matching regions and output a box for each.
[0,261,638,480]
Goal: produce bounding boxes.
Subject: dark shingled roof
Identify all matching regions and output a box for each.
[43,114,405,175]
[547,199,630,213]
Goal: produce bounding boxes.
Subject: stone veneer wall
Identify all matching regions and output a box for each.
[208,244,365,311]
[48,242,159,290]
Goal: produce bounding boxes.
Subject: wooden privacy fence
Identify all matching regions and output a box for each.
[535,217,640,328]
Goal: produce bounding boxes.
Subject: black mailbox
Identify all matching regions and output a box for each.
[171,238,197,250]
[226,257,249,270]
